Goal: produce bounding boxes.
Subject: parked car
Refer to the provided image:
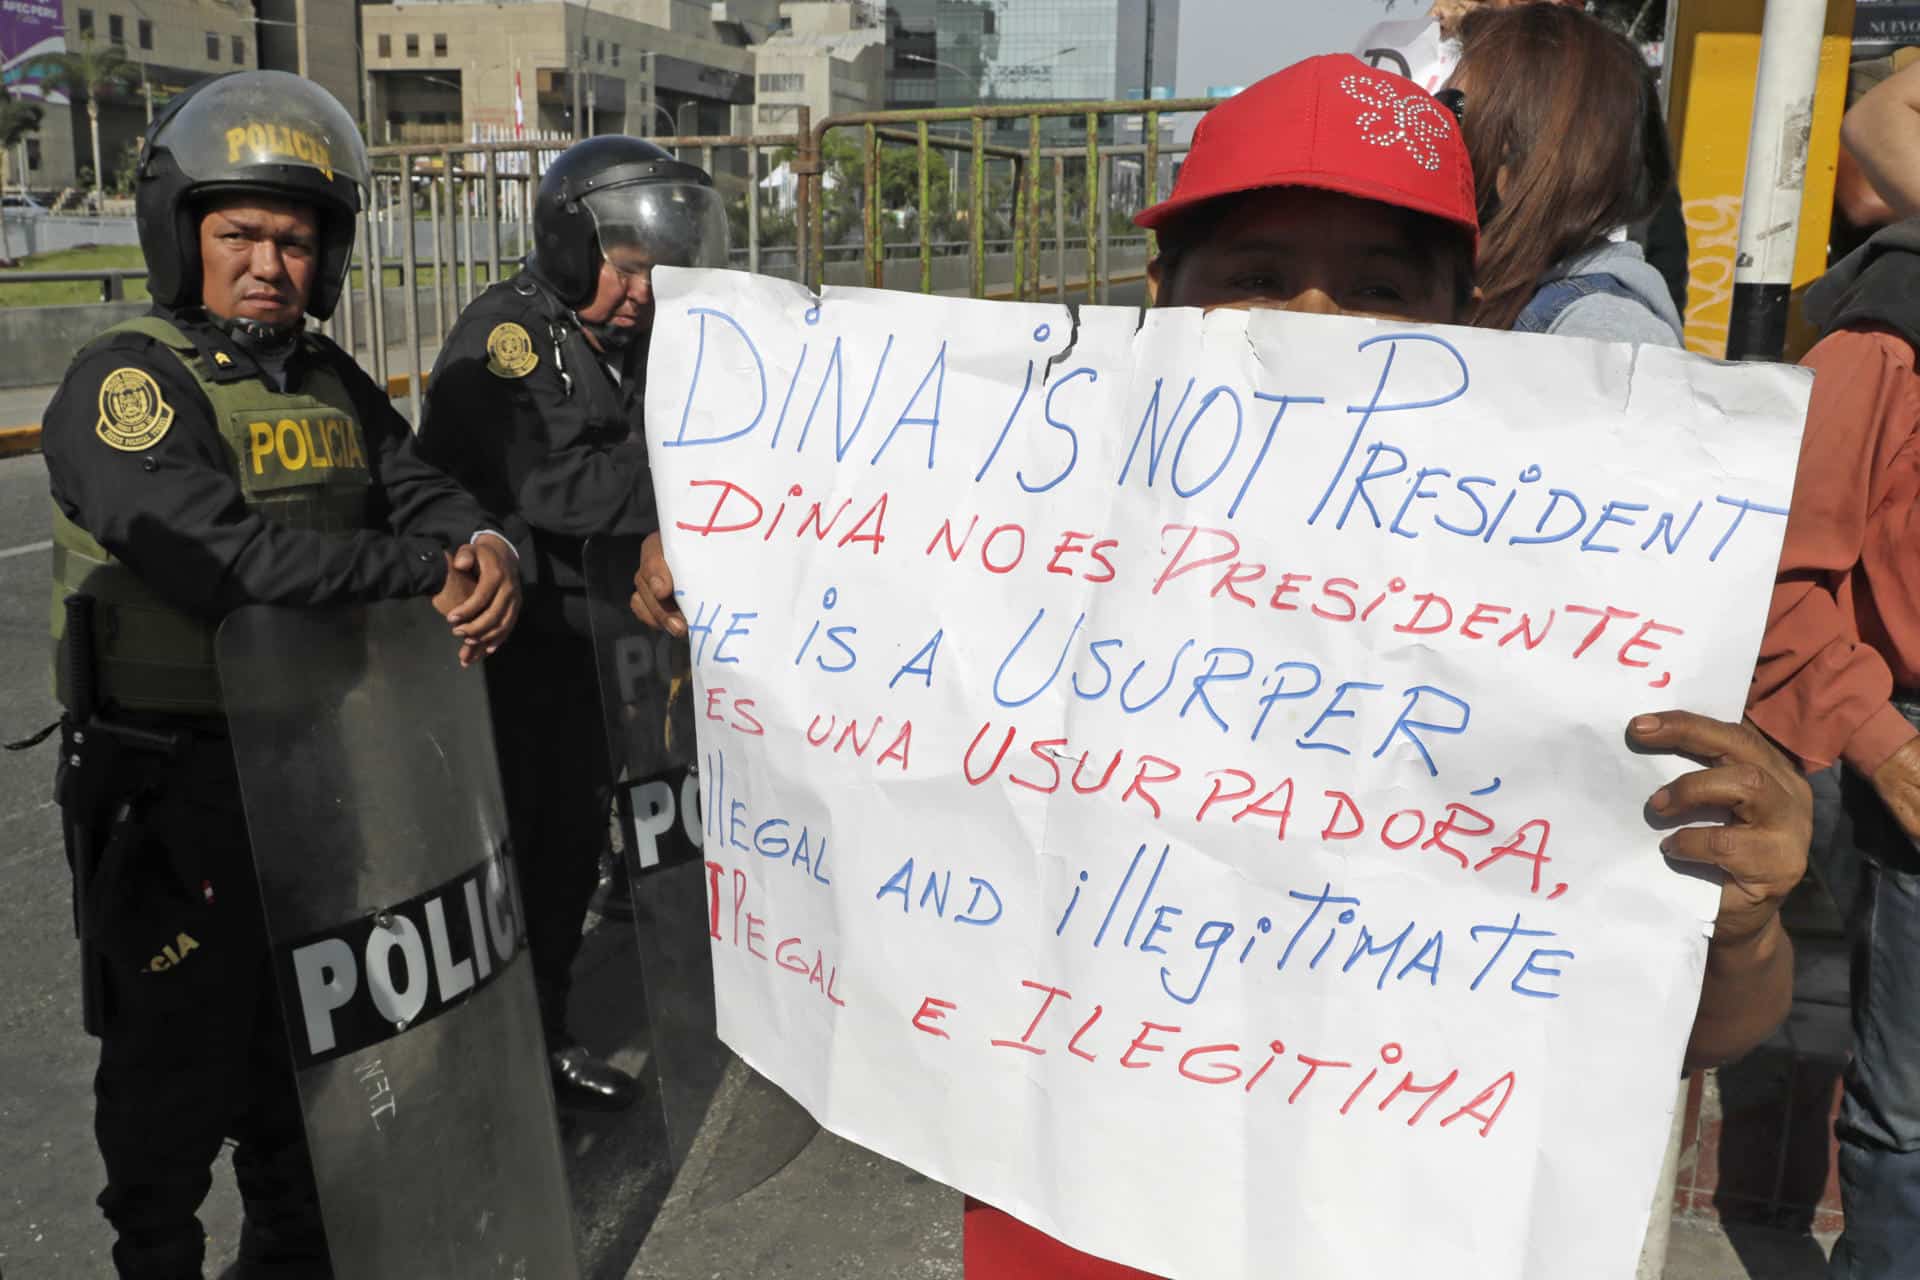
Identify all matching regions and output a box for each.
[1,193,48,216]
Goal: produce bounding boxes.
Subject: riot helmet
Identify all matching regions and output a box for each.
[531,136,729,310]
[136,70,368,322]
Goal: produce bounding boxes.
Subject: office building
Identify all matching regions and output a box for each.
[4,0,256,195]
[885,0,1179,128]
[360,0,771,146]
[752,1,886,132]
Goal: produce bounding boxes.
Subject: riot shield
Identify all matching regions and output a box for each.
[215,600,578,1279]
[583,534,817,1176]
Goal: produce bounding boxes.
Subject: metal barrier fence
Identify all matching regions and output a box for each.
[802,99,1211,300]
[345,119,814,426]
[0,99,1216,417]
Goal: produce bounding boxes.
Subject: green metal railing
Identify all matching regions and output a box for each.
[336,98,1215,425]
[799,98,1212,300]
[355,118,810,424]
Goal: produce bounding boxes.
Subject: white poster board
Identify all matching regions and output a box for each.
[644,268,1809,1280]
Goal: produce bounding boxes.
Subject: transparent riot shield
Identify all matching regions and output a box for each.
[583,534,818,1176]
[215,601,578,1279]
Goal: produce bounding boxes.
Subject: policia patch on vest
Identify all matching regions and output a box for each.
[485,322,539,378]
[95,367,177,451]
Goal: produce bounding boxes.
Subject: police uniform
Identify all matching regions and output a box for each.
[415,135,728,1108]
[418,271,651,1068]
[42,71,507,1278]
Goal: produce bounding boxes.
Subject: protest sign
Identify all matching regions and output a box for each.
[643,267,1810,1279]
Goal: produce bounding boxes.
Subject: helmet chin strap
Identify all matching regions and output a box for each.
[575,313,639,352]
[209,309,302,352]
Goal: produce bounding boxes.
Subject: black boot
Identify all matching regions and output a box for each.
[592,848,636,923]
[550,1045,640,1112]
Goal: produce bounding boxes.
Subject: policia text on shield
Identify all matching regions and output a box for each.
[33,70,521,1277]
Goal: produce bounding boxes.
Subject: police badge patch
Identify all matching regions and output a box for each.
[95,367,176,452]
[485,322,539,378]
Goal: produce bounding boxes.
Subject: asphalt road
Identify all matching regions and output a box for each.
[0,450,136,1276]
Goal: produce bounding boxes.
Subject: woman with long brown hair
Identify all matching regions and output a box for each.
[1446,3,1684,343]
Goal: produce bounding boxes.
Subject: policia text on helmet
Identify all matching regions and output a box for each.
[528,135,730,352]
[136,69,368,347]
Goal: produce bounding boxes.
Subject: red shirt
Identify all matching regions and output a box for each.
[1749,328,1920,773]
[964,1200,1163,1279]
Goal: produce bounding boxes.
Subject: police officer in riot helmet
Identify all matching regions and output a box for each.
[39,70,519,1276]
[416,135,727,1110]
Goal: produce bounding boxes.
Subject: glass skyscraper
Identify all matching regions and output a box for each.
[887,0,1180,120]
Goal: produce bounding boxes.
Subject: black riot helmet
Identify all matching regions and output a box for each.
[135,70,368,321]
[530,135,730,308]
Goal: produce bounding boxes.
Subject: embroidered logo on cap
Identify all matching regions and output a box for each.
[1340,72,1455,172]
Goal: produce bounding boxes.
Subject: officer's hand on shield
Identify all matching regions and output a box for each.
[447,532,521,656]
[629,531,685,636]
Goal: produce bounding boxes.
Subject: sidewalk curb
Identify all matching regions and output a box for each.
[0,425,41,458]
[0,374,424,458]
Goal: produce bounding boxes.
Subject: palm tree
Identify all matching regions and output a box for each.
[49,36,134,213]
[0,90,44,261]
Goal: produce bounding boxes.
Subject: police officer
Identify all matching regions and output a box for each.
[41,71,520,1276]
[415,136,726,1111]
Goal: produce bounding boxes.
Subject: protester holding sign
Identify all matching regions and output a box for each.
[629,53,1811,1279]
[1748,221,1920,1279]
[946,52,1805,1278]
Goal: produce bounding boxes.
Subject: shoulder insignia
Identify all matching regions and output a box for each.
[486,322,539,378]
[212,350,233,367]
[95,367,176,452]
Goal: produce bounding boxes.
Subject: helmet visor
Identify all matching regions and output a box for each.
[583,182,731,275]
[162,70,369,199]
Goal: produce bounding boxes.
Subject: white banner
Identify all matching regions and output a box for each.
[644,268,1810,1279]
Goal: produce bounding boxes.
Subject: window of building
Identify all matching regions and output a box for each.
[77,9,93,36]
[107,13,122,44]
[405,32,419,56]
[610,43,619,67]
[377,33,391,57]
[137,18,152,49]
[595,40,604,63]
[25,138,41,171]
[758,72,803,93]
[206,31,219,60]
[580,35,588,61]
[433,33,447,56]
[231,34,243,64]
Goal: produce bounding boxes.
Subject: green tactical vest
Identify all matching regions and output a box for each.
[50,315,374,715]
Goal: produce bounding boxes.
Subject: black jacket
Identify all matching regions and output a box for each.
[1804,217,1920,346]
[416,271,658,633]
[43,303,489,619]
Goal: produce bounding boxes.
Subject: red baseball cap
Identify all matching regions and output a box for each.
[1136,53,1478,254]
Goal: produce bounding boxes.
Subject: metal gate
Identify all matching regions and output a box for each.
[331,95,1215,426]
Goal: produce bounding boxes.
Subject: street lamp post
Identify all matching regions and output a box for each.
[572,0,594,140]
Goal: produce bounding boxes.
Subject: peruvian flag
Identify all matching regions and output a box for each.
[513,69,525,138]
